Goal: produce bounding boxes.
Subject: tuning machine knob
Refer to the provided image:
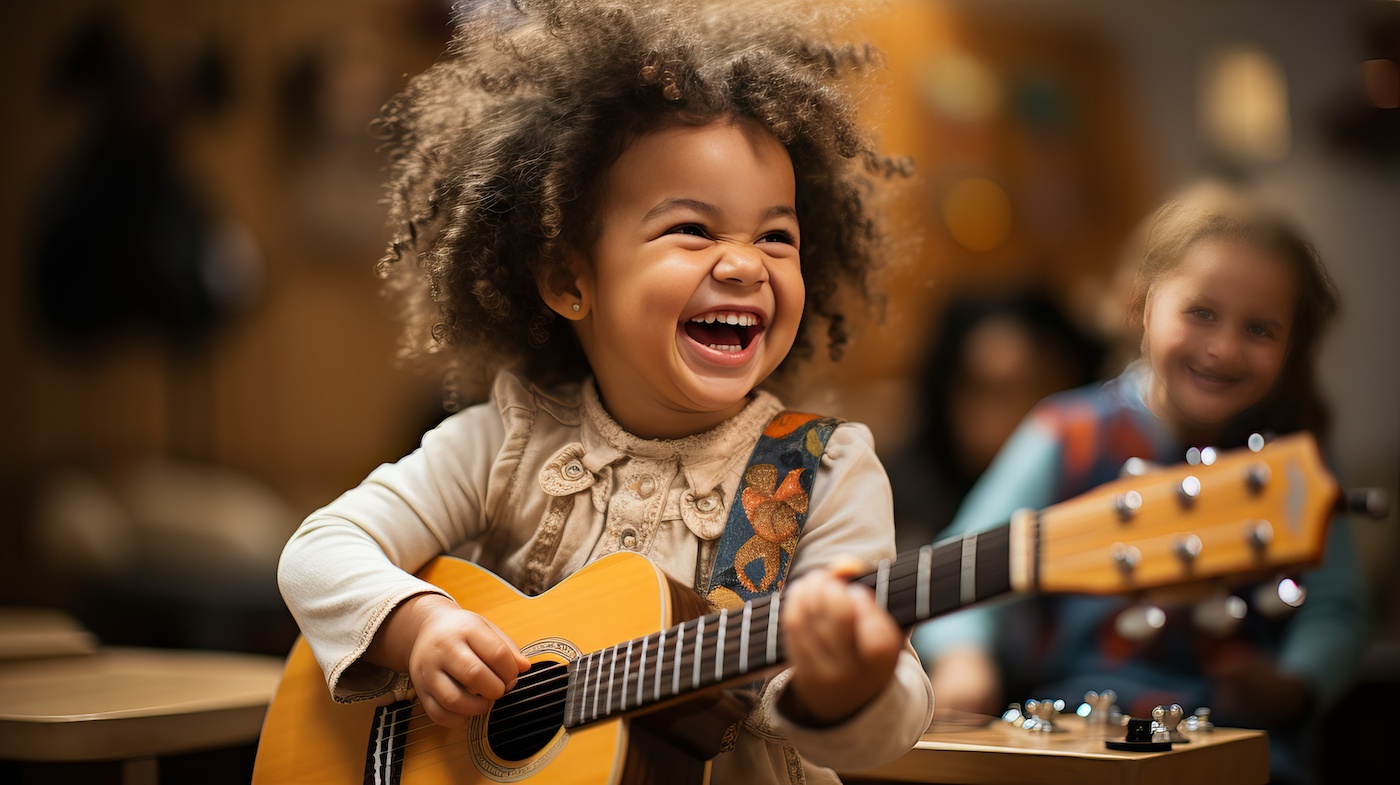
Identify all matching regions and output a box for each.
[1151,703,1190,743]
[1340,487,1390,520]
[1114,599,1166,641]
[1020,698,1066,732]
[1076,689,1120,727]
[1192,587,1248,637]
[1254,575,1306,618]
[1183,706,1214,733]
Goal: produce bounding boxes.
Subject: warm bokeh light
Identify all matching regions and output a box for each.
[940,175,1014,252]
[1199,44,1291,163]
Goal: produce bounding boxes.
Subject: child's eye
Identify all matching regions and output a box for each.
[667,223,711,239]
[758,229,797,246]
[1188,308,1215,321]
[1247,324,1275,339]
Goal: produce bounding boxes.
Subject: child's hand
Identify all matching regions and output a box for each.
[777,560,905,727]
[369,593,531,727]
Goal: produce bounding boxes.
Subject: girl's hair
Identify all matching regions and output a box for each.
[1124,182,1341,441]
[372,0,906,408]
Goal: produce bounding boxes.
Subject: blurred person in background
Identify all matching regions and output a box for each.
[912,182,1370,785]
[887,286,1107,552]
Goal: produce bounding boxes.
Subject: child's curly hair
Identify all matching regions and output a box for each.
[373,0,907,408]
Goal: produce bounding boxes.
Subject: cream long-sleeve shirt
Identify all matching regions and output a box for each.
[278,369,932,784]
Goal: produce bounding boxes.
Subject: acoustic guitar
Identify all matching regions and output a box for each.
[253,432,1338,784]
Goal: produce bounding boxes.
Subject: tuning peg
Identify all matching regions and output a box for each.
[1114,600,1166,641]
[1246,432,1276,452]
[1152,704,1189,743]
[1020,698,1065,732]
[1253,575,1306,618]
[1119,456,1157,477]
[1183,706,1214,733]
[1339,487,1389,520]
[1076,689,1120,726]
[1185,446,1219,466]
[1192,588,1248,637]
[1001,702,1026,726]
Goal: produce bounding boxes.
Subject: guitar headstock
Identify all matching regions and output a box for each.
[1034,432,1339,595]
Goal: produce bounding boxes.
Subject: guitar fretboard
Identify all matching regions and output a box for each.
[562,525,1015,728]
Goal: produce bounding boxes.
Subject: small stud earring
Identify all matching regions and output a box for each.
[571,303,581,313]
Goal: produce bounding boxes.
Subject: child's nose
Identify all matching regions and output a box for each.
[1207,329,1243,361]
[713,241,769,285]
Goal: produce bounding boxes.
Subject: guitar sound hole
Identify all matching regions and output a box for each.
[486,661,568,762]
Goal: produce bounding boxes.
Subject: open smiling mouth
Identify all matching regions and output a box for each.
[683,313,763,353]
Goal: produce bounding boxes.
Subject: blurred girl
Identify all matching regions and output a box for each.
[915,182,1368,785]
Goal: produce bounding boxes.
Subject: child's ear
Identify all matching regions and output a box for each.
[536,251,593,320]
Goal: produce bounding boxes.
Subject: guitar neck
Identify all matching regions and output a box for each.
[562,526,1016,729]
[563,431,1338,730]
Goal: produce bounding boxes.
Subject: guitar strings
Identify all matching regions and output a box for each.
[371,565,939,759]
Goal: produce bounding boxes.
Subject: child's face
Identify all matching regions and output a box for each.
[569,119,803,439]
[1141,237,1296,438]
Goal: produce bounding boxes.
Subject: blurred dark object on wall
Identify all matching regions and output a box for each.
[1326,0,1400,165]
[27,10,250,356]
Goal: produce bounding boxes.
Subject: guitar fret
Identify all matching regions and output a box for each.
[575,655,590,726]
[612,647,620,710]
[596,649,607,716]
[715,609,728,683]
[621,640,633,711]
[739,603,752,673]
[876,558,890,609]
[960,533,978,605]
[641,632,649,708]
[654,628,665,702]
[767,592,780,664]
[917,545,931,620]
[672,620,685,697]
[693,616,705,689]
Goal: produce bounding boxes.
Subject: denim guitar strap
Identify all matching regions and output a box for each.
[704,411,844,611]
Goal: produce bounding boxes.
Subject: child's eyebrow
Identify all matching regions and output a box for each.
[644,198,798,223]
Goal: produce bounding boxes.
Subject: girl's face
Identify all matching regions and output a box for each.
[566,119,803,439]
[1141,237,1297,440]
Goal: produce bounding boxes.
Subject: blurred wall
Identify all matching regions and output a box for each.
[0,0,451,609]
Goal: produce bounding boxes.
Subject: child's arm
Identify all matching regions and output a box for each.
[365,593,531,727]
[278,395,508,703]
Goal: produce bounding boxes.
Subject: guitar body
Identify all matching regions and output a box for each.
[253,552,713,784]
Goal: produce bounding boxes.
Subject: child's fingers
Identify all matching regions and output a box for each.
[846,582,904,661]
[418,675,491,727]
[825,555,872,581]
[448,618,530,699]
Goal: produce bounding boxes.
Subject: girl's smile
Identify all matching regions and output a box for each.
[562,119,803,439]
[683,310,764,356]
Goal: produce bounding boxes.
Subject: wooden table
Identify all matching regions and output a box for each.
[841,716,1270,785]
[0,610,284,785]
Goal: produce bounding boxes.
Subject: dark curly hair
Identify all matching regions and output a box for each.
[371,0,908,408]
